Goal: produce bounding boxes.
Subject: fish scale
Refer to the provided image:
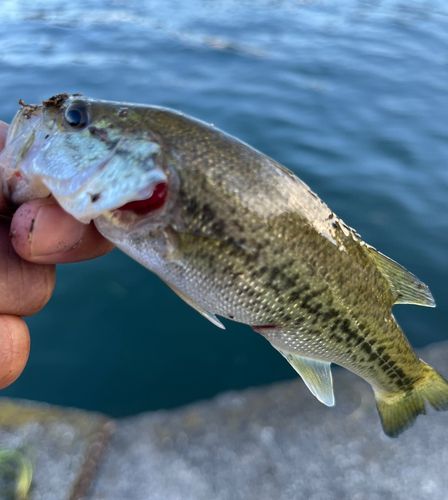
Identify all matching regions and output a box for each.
[1,93,447,437]
[171,192,419,389]
[171,158,416,380]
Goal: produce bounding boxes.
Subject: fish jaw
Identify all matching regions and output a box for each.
[0,108,51,204]
[0,95,170,223]
[42,142,168,224]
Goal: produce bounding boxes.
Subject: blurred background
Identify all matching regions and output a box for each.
[0,0,447,418]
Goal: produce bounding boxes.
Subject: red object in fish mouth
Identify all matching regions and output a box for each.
[119,182,167,215]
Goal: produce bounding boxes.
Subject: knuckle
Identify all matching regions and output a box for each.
[0,251,56,316]
[0,223,57,316]
[23,265,56,315]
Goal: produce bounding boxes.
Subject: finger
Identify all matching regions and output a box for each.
[0,220,55,316]
[0,121,9,213]
[0,315,30,389]
[10,198,114,264]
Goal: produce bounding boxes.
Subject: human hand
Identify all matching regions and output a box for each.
[0,121,114,389]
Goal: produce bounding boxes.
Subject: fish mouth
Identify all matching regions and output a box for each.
[2,142,168,223]
[49,169,168,224]
[115,181,168,215]
[5,135,168,223]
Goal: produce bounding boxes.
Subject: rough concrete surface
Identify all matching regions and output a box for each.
[1,342,448,500]
[0,401,113,500]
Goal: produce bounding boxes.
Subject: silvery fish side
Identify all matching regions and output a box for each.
[1,94,447,437]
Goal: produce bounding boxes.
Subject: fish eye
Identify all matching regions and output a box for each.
[64,102,89,129]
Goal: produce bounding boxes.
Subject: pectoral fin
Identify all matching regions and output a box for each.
[166,283,225,330]
[366,246,435,308]
[280,350,335,407]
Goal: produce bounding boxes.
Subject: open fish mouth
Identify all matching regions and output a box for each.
[37,151,168,224]
[41,170,168,224]
[2,143,168,223]
[0,100,169,224]
[116,181,168,215]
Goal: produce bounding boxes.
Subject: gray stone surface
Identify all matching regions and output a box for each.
[0,401,113,500]
[90,342,448,500]
[1,342,448,500]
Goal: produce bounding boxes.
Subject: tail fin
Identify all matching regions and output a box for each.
[375,361,448,437]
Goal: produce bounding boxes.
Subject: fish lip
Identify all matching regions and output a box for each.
[94,167,179,237]
[52,172,168,224]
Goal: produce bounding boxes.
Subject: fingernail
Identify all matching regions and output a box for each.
[30,204,84,257]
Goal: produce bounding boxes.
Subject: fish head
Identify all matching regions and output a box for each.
[0,94,171,229]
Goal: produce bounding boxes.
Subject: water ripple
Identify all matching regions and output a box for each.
[1,0,447,413]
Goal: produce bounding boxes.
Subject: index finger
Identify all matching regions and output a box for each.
[0,121,8,213]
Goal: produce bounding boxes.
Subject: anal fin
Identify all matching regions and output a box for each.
[280,350,335,407]
[366,246,435,307]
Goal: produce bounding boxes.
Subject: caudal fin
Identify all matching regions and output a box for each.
[375,361,448,437]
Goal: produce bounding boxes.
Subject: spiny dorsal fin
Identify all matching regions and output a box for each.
[366,246,435,308]
[280,350,335,407]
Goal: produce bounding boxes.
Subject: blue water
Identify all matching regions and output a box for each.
[0,0,447,416]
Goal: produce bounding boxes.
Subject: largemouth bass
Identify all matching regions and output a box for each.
[1,94,447,437]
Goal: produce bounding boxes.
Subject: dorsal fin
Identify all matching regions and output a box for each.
[366,246,435,308]
[279,350,335,407]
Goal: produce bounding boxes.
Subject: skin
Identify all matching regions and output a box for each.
[0,121,113,389]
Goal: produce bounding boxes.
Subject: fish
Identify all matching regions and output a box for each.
[1,93,447,437]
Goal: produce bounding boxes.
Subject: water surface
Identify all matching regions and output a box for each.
[0,0,447,416]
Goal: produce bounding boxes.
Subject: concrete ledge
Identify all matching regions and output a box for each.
[0,401,113,500]
[1,342,448,499]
